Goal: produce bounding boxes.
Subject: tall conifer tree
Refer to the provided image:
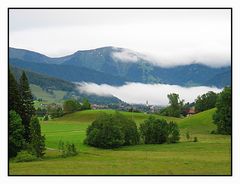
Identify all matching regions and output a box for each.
[9,69,21,114]
[19,71,35,142]
[30,116,45,158]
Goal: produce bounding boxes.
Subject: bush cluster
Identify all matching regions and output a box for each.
[58,141,78,157]
[85,112,180,149]
[15,151,37,162]
[140,116,180,144]
[84,112,139,149]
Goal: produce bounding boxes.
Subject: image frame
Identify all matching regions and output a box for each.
[7,7,233,177]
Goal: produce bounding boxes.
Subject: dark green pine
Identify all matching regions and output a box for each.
[19,71,35,142]
[9,69,21,114]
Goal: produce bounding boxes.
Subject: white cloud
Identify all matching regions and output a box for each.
[9,9,231,68]
[76,82,222,106]
[111,48,141,63]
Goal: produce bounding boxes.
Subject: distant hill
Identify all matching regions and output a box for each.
[10,66,123,105]
[10,65,75,91]
[10,58,126,85]
[203,70,231,88]
[9,47,231,87]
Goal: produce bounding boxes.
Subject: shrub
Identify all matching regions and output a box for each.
[140,116,168,144]
[210,130,216,134]
[58,141,78,157]
[140,116,180,144]
[193,137,198,142]
[15,151,37,162]
[186,131,190,141]
[167,121,180,143]
[84,112,139,149]
[43,115,48,121]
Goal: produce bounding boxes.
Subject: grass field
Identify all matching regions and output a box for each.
[9,109,231,175]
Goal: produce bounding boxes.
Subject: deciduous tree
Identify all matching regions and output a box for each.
[213,87,231,135]
[195,91,218,112]
[167,93,184,117]
[63,99,80,114]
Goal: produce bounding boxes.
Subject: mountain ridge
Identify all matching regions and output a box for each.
[9,47,231,88]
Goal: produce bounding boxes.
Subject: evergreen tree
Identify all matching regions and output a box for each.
[9,110,25,157]
[9,69,21,114]
[19,71,35,142]
[29,116,45,158]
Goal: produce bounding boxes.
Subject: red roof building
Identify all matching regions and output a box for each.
[187,106,196,116]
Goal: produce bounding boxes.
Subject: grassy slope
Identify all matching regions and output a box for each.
[30,84,66,107]
[54,109,180,123]
[9,109,231,175]
[41,110,180,151]
[178,108,217,134]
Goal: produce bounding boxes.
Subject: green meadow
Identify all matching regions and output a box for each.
[30,84,67,108]
[9,109,231,175]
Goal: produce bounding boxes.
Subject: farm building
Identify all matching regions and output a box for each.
[186,106,196,116]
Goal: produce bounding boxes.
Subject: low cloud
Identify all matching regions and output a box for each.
[76,82,222,106]
[111,48,230,68]
[111,49,140,63]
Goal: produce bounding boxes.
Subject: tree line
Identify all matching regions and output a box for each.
[160,87,231,135]
[160,91,218,118]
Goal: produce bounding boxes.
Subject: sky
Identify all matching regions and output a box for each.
[9,9,231,67]
[77,82,222,106]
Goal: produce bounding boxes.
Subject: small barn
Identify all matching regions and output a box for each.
[186,106,196,116]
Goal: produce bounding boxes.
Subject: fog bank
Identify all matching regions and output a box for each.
[76,82,222,106]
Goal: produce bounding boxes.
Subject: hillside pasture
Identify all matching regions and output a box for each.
[31,84,67,108]
[9,109,231,175]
